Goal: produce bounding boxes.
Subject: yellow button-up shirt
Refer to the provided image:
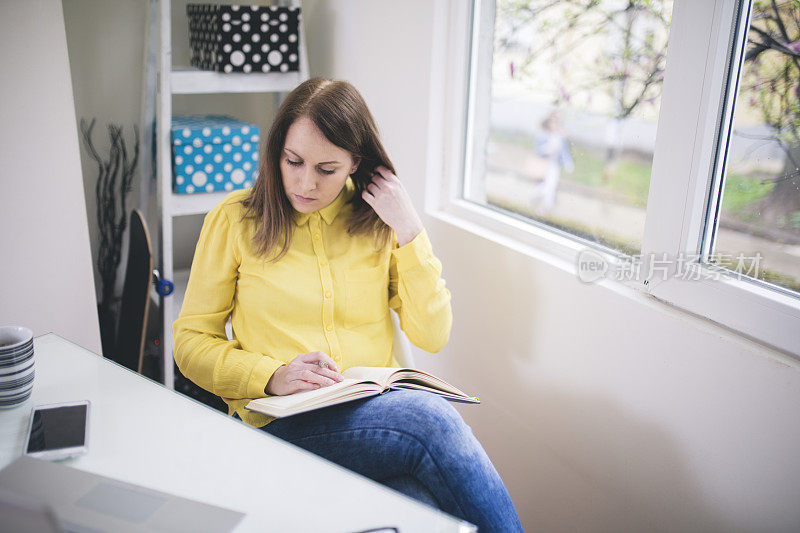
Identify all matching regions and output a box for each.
[173,178,452,427]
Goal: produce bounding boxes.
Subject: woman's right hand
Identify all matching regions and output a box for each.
[265,351,344,396]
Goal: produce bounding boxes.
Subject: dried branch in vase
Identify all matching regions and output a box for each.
[79,118,140,356]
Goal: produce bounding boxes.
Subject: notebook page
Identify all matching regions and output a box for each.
[341,366,399,387]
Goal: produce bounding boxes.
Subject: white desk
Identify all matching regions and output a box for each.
[0,334,476,532]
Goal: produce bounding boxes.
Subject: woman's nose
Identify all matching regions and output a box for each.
[298,167,316,192]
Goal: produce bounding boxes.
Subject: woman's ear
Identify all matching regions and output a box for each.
[350,156,361,175]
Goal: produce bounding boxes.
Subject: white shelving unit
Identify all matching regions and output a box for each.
[152,0,309,388]
[171,66,306,94]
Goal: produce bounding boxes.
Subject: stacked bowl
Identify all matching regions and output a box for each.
[0,327,34,408]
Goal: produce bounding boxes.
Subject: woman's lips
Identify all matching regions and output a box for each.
[294,194,316,203]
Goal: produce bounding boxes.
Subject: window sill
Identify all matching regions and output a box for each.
[426,200,800,362]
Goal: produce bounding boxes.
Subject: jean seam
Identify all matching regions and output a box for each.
[286,426,467,518]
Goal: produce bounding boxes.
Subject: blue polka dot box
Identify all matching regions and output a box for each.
[171,115,260,194]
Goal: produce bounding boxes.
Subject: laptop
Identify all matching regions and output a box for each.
[0,455,245,532]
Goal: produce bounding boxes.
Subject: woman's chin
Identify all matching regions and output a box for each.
[291,201,316,213]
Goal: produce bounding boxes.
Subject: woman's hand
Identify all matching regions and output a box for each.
[362,166,424,247]
[265,351,344,396]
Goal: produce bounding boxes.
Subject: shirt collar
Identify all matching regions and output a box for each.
[293,177,355,226]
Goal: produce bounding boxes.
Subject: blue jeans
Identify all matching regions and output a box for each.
[249,389,523,532]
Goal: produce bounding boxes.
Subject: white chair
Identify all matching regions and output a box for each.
[390,310,415,368]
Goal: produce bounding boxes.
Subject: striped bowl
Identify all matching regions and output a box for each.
[0,326,34,408]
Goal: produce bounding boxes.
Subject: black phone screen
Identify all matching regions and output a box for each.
[26,404,87,453]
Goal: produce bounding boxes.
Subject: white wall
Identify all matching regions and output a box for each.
[62,0,147,297]
[427,226,800,532]
[0,0,101,353]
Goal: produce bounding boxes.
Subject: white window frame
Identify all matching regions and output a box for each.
[425,0,800,356]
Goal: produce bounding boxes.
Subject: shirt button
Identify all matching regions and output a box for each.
[324,291,331,298]
[320,260,328,266]
[326,324,333,331]
[313,234,321,240]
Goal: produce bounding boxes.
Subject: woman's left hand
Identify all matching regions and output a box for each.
[362,166,424,247]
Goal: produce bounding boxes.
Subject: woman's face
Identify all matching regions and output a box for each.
[280,116,359,214]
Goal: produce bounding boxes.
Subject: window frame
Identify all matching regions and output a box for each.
[426,0,800,356]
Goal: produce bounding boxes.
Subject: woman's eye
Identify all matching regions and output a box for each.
[286,158,302,167]
[318,168,335,175]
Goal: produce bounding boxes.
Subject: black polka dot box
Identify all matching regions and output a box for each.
[187,4,301,74]
[171,115,260,194]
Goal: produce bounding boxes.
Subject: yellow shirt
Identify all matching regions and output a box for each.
[173,178,452,427]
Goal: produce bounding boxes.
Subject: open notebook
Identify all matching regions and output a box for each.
[246,366,479,418]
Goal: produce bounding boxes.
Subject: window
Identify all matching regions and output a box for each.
[428,0,800,355]
[713,1,800,295]
[475,0,674,256]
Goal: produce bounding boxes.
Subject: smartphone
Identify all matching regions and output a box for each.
[24,400,90,460]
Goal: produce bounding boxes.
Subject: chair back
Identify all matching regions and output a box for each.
[390,310,415,368]
[115,209,153,373]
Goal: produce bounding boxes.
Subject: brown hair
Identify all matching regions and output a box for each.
[241,78,394,262]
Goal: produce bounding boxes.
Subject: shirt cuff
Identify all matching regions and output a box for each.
[392,228,435,273]
[245,356,286,398]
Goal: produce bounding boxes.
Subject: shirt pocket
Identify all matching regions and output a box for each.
[344,264,389,329]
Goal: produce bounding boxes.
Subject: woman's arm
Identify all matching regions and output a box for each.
[361,165,452,353]
[388,229,453,353]
[173,201,285,399]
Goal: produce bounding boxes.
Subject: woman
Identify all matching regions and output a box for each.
[530,110,573,215]
[173,78,523,532]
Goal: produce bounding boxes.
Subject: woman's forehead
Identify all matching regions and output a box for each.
[284,117,351,164]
